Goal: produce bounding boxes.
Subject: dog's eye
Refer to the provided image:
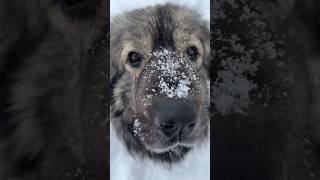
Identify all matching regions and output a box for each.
[186,46,199,61]
[128,52,144,68]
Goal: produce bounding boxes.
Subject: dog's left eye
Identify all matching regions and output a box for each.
[186,46,199,61]
[128,52,144,68]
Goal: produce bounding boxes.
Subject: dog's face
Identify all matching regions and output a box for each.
[111,4,210,162]
[0,0,106,178]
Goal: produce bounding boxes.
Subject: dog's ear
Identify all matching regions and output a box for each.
[53,0,100,19]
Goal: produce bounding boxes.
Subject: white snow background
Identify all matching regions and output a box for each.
[110,1,210,180]
[111,0,210,21]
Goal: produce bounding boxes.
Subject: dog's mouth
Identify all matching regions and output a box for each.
[128,120,195,153]
[148,144,192,162]
[153,137,193,153]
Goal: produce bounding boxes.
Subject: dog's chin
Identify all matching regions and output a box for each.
[145,144,192,162]
[143,140,195,158]
[128,122,197,162]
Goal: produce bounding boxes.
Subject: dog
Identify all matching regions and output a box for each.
[213,0,320,179]
[110,3,210,180]
[0,0,108,179]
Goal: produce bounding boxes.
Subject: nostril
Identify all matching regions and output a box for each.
[154,100,197,138]
[158,120,180,138]
[180,121,196,138]
[160,120,176,130]
[161,124,175,130]
[187,122,196,130]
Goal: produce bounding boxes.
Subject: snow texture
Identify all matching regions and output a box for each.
[139,48,200,111]
[132,118,146,141]
[212,0,284,115]
[148,49,198,98]
[132,119,141,136]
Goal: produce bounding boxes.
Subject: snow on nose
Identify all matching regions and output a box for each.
[148,48,198,99]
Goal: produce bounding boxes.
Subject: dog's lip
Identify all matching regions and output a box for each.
[150,144,181,154]
[127,120,195,153]
[152,141,193,154]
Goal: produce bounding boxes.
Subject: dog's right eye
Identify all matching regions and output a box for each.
[128,52,143,68]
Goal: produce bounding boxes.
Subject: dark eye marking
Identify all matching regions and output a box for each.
[128,52,144,68]
[186,46,199,61]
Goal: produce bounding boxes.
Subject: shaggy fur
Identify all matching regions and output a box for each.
[110,3,210,164]
[0,0,108,179]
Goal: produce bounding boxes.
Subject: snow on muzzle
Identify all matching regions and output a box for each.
[135,48,202,140]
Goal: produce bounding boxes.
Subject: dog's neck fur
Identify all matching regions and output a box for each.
[110,123,210,180]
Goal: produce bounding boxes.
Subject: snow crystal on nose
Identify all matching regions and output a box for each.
[158,77,191,98]
[149,48,198,98]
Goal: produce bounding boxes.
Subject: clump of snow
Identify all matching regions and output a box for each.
[132,119,141,136]
[132,118,145,140]
[147,48,198,99]
[158,77,191,98]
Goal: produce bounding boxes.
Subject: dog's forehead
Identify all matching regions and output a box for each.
[121,5,201,49]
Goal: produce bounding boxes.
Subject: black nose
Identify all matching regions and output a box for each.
[154,100,197,139]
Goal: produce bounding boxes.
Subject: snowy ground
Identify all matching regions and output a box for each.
[110,0,210,20]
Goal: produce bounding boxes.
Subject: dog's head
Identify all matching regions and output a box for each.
[111,3,210,162]
[0,0,105,178]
